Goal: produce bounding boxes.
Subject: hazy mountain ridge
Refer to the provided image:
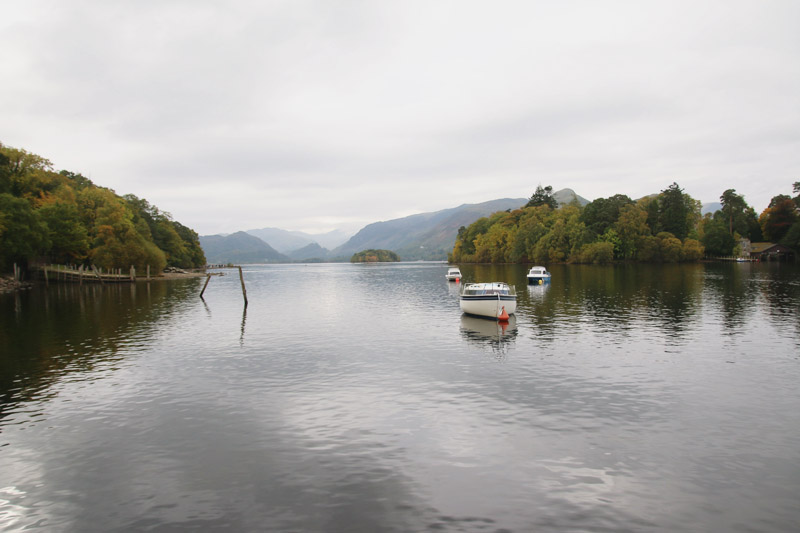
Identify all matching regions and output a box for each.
[702,202,722,215]
[245,227,350,253]
[553,188,590,206]
[199,232,289,264]
[285,242,330,261]
[331,198,529,260]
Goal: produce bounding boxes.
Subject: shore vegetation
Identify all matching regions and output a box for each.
[449,182,800,264]
[0,143,206,273]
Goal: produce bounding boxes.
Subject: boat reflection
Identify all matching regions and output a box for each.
[527,282,550,302]
[447,278,463,296]
[460,314,517,358]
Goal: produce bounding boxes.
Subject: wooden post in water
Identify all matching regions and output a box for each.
[79,265,83,285]
[130,265,135,281]
[92,265,104,285]
[238,266,248,307]
[44,264,49,285]
[147,264,151,281]
[200,274,211,298]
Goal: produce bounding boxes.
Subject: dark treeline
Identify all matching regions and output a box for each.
[450,182,800,264]
[0,143,205,273]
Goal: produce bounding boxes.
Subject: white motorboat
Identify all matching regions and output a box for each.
[459,282,516,319]
[526,266,551,285]
[445,267,462,281]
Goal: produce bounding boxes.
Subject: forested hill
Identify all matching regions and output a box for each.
[449,182,800,264]
[0,143,206,273]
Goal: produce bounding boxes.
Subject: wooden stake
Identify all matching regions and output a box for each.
[238,266,248,307]
[200,274,211,298]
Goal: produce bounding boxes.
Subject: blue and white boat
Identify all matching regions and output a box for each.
[526,266,551,285]
[445,267,462,281]
[459,282,517,319]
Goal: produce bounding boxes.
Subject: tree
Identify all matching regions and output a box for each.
[760,195,798,242]
[525,185,558,209]
[794,181,800,208]
[681,239,704,261]
[580,194,633,237]
[576,242,614,264]
[0,194,50,269]
[719,189,749,236]
[659,183,690,240]
[701,219,735,256]
[38,202,90,263]
[614,204,650,259]
[658,232,683,262]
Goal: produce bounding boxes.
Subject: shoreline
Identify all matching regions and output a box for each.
[0,270,211,294]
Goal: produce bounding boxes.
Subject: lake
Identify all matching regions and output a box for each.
[1,262,799,532]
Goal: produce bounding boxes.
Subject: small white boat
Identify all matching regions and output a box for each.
[460,282,516,319]
[527,266,551,285]
[445,267,462,281]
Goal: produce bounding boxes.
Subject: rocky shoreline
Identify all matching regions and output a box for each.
[0,276,34,293]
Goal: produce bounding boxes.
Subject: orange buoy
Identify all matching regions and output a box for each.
[498,306,509,322]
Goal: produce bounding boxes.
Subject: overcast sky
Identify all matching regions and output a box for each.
[2,1,799,236]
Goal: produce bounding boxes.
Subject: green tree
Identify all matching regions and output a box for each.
[580,194,633,237]
[0,149,11,194]
[719,189,749,236]
[38,202,90,263]
[508,206,550,262]
[637,235,661,261]
[576,242,614,264]
[614,204,650,259]
[659,183,690,239]
[658,232,683,262]
[599,228,623,259]
[0,194,50,269]
[525,185,558,209]
[794,181,800,208]
[701,219,736,256]
[681,239,704,261]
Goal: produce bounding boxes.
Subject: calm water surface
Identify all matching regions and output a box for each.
[1,262,799,532]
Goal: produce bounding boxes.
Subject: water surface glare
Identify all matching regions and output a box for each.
[1,262,799,531]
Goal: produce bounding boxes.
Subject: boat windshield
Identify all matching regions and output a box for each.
[462,283,515,296]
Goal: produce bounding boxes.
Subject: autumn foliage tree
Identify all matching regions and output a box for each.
[449,182,708,264]
[0,142,205,272]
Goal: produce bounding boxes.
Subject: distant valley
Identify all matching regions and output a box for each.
[198,188,589,264]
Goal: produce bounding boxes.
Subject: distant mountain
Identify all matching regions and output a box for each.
[331,198,528,261]
[702,202,722,215]
[199,231,289,264]
[246,227,351,253]
[553,188,590,206]
[286,242,330,261]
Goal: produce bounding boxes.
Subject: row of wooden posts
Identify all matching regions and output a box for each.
[18,263,249,307]
[201,265,248,307]
[36,263,153,284]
